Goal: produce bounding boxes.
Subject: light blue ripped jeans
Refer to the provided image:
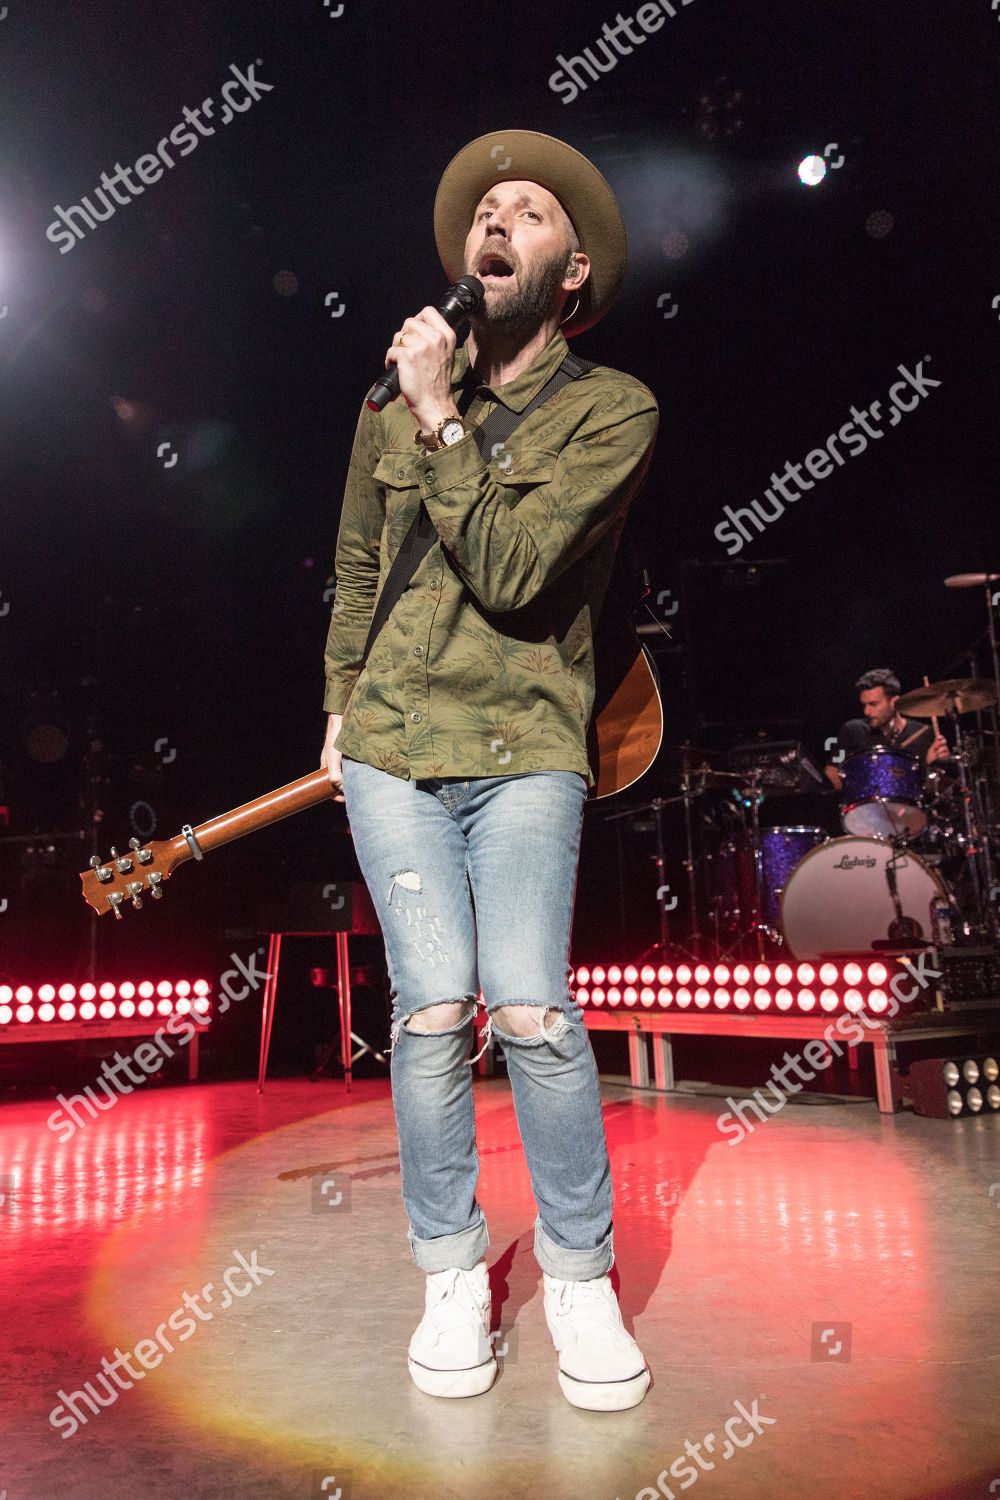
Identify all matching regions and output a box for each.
[340,756,614,1281]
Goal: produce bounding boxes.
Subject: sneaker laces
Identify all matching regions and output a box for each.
[548,1278,627,1344]
[425,1267,490,1333]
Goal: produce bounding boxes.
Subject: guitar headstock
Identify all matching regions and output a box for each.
[80,837,182,918]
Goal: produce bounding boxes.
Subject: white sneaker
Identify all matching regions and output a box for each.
[543,1272,650,1411]
[407,1261,498,1398]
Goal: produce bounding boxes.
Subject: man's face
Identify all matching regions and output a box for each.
[463,179,583,337]
[860,686,897,730]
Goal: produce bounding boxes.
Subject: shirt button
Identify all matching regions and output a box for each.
[396,468,406,479]
[425,468,436,483]
[410,711,422,723]
[429,580,440,591]
[413,645,424,655]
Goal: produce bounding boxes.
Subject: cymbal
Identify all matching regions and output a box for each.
[944,572,1000,588]
[897,678,998,717]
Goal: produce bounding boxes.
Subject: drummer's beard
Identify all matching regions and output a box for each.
[869,703,897,733]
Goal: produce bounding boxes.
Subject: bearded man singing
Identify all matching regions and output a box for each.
[320,129,658,1411]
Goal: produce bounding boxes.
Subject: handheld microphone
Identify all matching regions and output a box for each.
[365,275,485,413]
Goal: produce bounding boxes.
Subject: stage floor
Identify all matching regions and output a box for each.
[2,1073,998,1500]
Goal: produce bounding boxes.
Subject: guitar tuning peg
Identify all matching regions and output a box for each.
[108,891,124,920]
[128,838,152,863]
[149,885,163,900]
[109,847,119,859]
[89,854,102,868]
[130,894,143,910]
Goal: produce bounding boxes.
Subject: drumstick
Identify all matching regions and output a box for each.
[923,675,941,744]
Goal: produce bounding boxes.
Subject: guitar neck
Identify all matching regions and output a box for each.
[169,769,336,868]
[81,768,339,917]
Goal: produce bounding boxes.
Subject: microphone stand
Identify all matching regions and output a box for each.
[872,798,927,948]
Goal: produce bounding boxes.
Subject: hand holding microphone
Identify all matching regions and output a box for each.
[365,276,484,424]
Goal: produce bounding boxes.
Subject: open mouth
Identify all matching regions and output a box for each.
[477,254,515,282]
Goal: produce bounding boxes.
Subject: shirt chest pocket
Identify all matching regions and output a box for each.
[488,445,559,506]
[374,451,422,541]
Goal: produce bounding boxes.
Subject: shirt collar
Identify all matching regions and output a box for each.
[451,328,570,413]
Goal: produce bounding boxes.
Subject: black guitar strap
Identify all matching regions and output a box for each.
[357,351,596,670]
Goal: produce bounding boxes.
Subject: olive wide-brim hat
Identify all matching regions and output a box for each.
[433,128,627,337]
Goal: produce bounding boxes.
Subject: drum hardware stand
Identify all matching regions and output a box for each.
[605,788,698,963]
[731,768,780,959]
[945,704,992,938]
[980,573,1000,788]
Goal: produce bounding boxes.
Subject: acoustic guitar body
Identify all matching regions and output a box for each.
[587,593,664,799]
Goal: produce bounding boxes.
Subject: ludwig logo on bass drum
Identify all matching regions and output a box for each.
[833,855,877,869]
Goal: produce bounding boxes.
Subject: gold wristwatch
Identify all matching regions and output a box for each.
[415,414,466,453]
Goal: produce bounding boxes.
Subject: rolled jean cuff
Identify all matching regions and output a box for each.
[534,1216,614,1281]
[408,1214,490,1273]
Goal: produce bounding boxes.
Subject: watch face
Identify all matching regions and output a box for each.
[440,420,465,446]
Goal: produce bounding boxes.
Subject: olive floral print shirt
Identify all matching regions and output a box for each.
[324,328,658,789]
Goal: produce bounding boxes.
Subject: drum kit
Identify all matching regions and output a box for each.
[611,570,1000,961]
[704,671,999,960]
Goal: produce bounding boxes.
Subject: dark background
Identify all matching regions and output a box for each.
[0,0,997,1079]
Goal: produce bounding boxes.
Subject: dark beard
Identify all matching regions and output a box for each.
[468,250,570,344]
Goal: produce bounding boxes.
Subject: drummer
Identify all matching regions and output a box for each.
[824,668,949,791]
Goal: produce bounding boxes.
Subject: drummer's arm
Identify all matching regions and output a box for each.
[824,763,843,791]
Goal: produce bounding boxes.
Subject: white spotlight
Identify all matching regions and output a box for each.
[797,154,827,187]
